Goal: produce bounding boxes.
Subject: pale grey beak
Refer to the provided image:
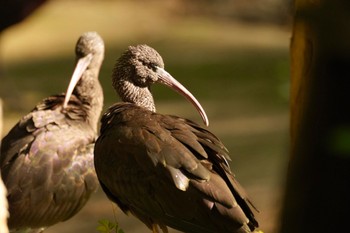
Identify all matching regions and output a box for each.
[63,53,93,109]
[156,67,209,126]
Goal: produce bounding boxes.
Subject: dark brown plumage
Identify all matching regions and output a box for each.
[0,32,104,232]
[94,45,259,233]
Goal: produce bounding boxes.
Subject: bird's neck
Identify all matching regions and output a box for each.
[117,79,156,112]
[73,69,103,133]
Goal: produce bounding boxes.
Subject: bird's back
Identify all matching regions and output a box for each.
[0,94,99,230]
[95,102,258,233]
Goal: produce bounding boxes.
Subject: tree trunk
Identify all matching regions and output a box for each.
[280,1,350,232]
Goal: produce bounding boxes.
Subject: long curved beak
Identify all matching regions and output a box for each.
[156,67,209,126]
[63,53,93,109]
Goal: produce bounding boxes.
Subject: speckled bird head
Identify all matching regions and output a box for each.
[112,44,209,126]
[113,44,164,88]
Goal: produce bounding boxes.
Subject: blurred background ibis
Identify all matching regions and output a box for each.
[0,31,104,233]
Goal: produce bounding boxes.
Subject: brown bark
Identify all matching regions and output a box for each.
[280,1,350,232]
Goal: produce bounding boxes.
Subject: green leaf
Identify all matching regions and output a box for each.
[96,225,108,233]
[97,219,116,233]
[97,218,125,233]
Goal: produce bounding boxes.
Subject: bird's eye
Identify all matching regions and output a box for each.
[76,49,85,57]
[139,59,157,71]
[148,63,157,71]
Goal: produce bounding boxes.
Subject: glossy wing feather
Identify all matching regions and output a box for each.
[163,114,258,230]
[0,95,98,230]
[95,103,258,233]
[182,118,259,229]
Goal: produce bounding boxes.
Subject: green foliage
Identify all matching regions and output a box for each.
[96,219,125,233]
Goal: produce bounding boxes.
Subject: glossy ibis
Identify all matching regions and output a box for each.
[94,45,259,233]
[0,31,104,232]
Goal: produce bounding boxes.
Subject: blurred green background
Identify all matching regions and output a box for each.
[0,0,291,232]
